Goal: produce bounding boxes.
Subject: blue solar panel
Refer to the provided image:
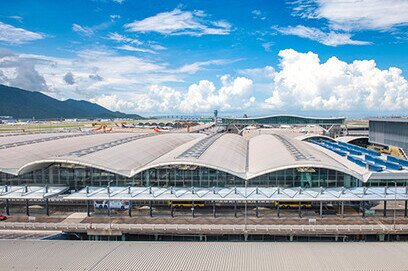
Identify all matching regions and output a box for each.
[387,155,408,167]
[364,155,402,170]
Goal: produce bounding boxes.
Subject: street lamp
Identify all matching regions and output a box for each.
[244,180,248,239]
[108,180,114,230]
[393,181,397,230]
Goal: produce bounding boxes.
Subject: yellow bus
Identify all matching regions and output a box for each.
[274,201,312,209]
[167,201,205,208]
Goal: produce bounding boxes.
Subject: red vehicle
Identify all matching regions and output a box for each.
[0,215,7,221]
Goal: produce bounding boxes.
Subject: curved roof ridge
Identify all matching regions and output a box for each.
[223,114,345,121]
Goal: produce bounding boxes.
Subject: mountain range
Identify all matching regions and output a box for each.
[0,85,143,119]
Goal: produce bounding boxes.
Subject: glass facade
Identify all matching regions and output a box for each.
[0,163,364,190]
[369,119,408,154]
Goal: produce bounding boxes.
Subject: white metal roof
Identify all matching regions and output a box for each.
[3,240,408,271]
[247,134,361,180]
[223,114,345,121]
[65,185,408,202]
[0,131,407,182]
[336,136,368,143]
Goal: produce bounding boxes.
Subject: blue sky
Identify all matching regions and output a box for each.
[0,0,407,117]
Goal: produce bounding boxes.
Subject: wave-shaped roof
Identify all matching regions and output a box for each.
[0,131,403,182]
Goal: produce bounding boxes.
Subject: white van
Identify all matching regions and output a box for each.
[94,200,130,210]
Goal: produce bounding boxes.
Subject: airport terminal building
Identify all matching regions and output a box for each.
[1,130,407,191]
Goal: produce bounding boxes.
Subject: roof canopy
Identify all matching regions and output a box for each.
[65,186,408,202]
[0,185,68,200]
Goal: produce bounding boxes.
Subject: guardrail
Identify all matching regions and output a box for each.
[2,222,408,235]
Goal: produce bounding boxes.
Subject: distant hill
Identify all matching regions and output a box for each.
[0,84,144,119]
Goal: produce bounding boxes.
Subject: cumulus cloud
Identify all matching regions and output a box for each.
[244,49,408,111]
[88,75,255,114]
[179,75,255,112]
[0,49,49,92]
[0,22,44,44]
[274,25,370,46]
[124,8,231,36]
[291,0,408,31]
[90,94,134,112]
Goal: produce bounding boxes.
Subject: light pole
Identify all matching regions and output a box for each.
[393,181,397,230]
[108,180,113,230]
[244,180,248,240]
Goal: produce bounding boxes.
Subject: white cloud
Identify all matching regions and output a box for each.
[124,8,231,36]
[274,25,370,46]
[175,60,230,74]
[252,10,266,20]
[110,15,121,20]
[107,32,142,45]
[0,47,234,112]
[112,0,125,3]
[116,44,157,54]
[291,0,408,31]
[72,23,93,36]
[91,94,134,112]
[246,49,408,111]
[134,85,183,112]
[0,22,44,44]
[0,47,182,101]
[72,21,113,37]
[179,75,255,113]
[0,48,50,92]
[150,44,166,51]
[262,42,273,52]
[8,16,23,23]
[87,75,255,114]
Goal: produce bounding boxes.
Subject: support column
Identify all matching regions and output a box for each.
[128,201,132,217]
[362,202,365,217]
[405,201,407,217]
[277,202,280,218]
[192,201,195,218]
[234,201,237,218]
[86,200,91,217]
[108,201,111,217]
[149,201,153,217]
[319,201,323,218]
[341,201,344,218]
[256,201,259,218]
[170,201,174,218]
[298,202,302,218]
[383,201,387,217]
[5,199,10,216]
[25,200,29,216]
[45,198,49,216]
[212,201,216,218]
